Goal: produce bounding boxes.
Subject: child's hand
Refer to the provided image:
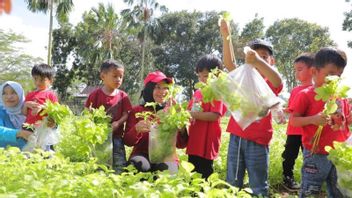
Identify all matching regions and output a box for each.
[46,117,56,128]
[135,120,151,133]
[25,101,43,115]
[245,48,262,66]
[219,19,231,40]
[311,113,329,126]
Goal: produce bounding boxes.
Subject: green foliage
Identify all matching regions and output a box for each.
[0,147,246,197]
[266,18,334,91]
[312,76,350,153]
[0,29,42,91]
[327,142,352,196]
[40,101,73,125]
[55,106,112,164]
[342,0,352,47]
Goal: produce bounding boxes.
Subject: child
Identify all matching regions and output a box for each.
[281,53,314,191]
[289,47,349,197]
[220,19,283,197]
[22,63,58,127]
[186,54,227,179]
[85,59,132,173]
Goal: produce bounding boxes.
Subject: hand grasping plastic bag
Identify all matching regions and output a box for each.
[22,118,59,152]
[226,47,281,129]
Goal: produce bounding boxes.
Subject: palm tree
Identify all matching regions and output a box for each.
[75,3,122,86]
[24,0,74,65]
[121,0,168,89]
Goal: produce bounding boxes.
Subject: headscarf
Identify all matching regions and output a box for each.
[0,81,26,129]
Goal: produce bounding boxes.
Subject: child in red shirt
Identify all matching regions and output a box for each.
[187,54,227,179]
[85,59,132,173]
[282,53,314,191]
[290,47,350,197]
[220,19,283,197]
[22,64,58,127]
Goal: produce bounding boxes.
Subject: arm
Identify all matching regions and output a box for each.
[290,112,328,127]
[220,19,236,71]
[123,108,146,146]
[112,111,128,131]
[190,111,221,122]
[245,48,282,88]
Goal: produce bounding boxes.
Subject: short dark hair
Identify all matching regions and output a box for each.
[313,47,347,69]
[31,63,55,80]
[195,54,223,73]
[100,59,124,73]
[294,53,314,68]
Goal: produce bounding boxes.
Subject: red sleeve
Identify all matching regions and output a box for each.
[85,91,96,108]
[123,106,144,146]
[49,91,58,103]
[290,91,309,116]
[210,100,227,116]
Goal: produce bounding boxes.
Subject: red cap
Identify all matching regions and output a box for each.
[144,71,173,85]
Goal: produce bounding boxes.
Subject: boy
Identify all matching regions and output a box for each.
[289,47,349,197]
[186,54,227,179]
[22,64,58,127]
[282,53,314,191]
[220,19,283,197]
[85,59,132,173]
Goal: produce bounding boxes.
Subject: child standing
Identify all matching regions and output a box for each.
[290,47,349,197]
[220,19,283,197]
[22,64,58,127]
[85,59,132,173]
[282,53,314,191]
[186,54,227,179]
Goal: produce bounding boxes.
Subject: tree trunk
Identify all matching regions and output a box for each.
[47,0,54,65]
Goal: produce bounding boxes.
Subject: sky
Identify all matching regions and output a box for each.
[0,0,351,77]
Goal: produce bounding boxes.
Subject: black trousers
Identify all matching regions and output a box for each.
[282,135,303,178]
[188,155,213,179]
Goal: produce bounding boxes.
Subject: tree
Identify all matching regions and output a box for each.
[151,11,239,98]
[0,29,43,91]
[343,0,352,48]
[266,18,334,90]
[24,0,74,65]
[121,0,168,90]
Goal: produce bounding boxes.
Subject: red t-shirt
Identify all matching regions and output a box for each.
[286,85,311,135]
[186,90,227,160]
[25,89,58,125]
[226,80,283,146]
[85,88,132,137]
[124,105,188,159]
[290,86,350,154]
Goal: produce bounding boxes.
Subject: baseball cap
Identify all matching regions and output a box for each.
[248,39,273,55]
[143,71,173,86]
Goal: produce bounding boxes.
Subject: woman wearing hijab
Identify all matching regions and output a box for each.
[0,81,32,149]
[124,71,188,173]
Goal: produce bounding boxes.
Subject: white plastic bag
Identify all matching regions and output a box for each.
[148,125,177,163]
[22,119,60,152]
[224,48,280,129]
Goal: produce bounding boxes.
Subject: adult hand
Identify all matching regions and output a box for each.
[135,120,151,133]
[16,129,33,141]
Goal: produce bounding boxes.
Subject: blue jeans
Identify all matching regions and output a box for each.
[300,149,343,198]
[113,137,127,174]
[226,134,269,197]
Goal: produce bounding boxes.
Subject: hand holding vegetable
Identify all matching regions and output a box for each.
[135,120,151,133]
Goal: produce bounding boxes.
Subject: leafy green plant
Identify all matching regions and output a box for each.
[312,75,350,153]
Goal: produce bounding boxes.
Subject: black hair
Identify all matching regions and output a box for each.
[140,82,164,111]
[100,59,124,73]
[294,53,314,68]
[31,63,55,80]
[313,47,347,69]
[195,54,223,73]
